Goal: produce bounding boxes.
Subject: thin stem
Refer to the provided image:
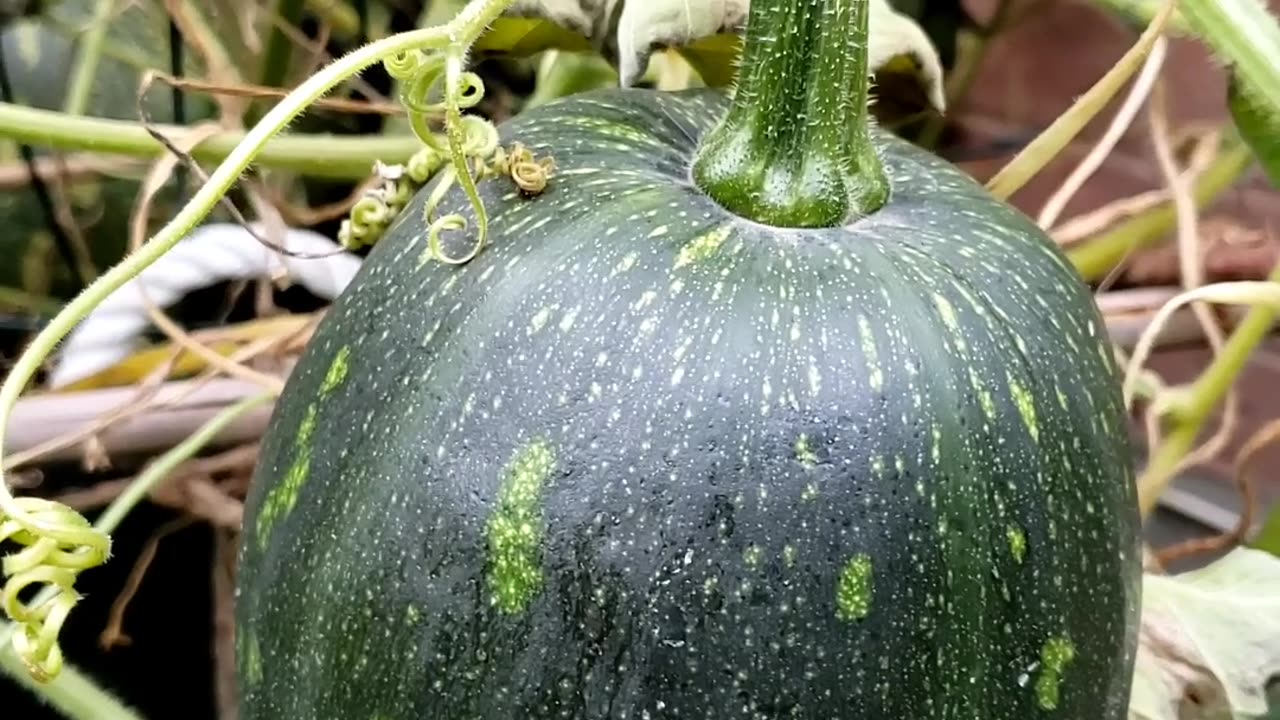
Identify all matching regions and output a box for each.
[1065,136,1255,281]
[0,649,144,720]
[95,393,274,533]
[0,101,424,180]
[1136,261,1280,516]
[985,0,1175,201]
[692,0,888,227]
[1036,36,1168,229]
[62,0,117,117]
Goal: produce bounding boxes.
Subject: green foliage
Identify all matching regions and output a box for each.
[1174,0,1280,191]
[1180,0,1280,118]
[1131,548,1280,720]
[1229,75,1280,187]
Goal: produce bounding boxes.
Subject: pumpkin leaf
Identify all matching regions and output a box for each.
[1178,0,1280,122]
[1129,548,1280,720]
[476,0,945,111]
[472,15,597,55]
[1228,72,1280,188]
[475,0,619,54]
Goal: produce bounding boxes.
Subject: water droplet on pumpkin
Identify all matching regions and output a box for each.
[1017,661,1039,688]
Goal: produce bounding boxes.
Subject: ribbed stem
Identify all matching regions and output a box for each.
[691,0,889,227]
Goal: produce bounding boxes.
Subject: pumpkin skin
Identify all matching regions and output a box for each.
[235,88,1141,720]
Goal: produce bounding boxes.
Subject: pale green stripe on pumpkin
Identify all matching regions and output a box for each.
[674,224,732,269]
[486,439,556,614]
[243,630,264,687]
[856,314,884,391]
[1035,635,1077,710]
[320,345,352,395]
[794,434,818,468]
[1008,373,1040,443]
[257,345,353,549]
[1007,525,1028,564]
[836,554,874,622]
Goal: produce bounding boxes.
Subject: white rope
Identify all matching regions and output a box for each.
[47,223,362,389]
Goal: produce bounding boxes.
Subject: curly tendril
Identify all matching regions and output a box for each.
[407,145,446,184]
[384,49,427,82]
[419,50,491,265]
[338,159,426,251]
[1,497,109,682]
[344,2,556,258]
[484,142,557,196]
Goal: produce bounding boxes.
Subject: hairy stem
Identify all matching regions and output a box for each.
[0,648,144,720]
[692,0,888,227]
[1179,0,1280,116]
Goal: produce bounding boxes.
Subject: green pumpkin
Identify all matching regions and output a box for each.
[0,1,213,298]
[236,1,1141,718]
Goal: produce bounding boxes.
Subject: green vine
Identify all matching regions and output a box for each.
[0,0,523,684]
[0,101,427,180]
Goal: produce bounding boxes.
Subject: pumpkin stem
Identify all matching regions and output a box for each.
[691,0,889,227]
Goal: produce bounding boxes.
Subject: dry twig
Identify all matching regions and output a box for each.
[1156,416,1278,565]
[99,516,198,650]
[1049,128,1220,246]
[1145,81,1238,474]
[1037,36,1168,229]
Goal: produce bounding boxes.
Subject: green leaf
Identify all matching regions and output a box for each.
[1175,0,1280,194]
[1179,0,1280,125]
[1228,72,1280,188]
[1129,548,1280,720]
[671,34,744,88]
[472,16,597,55]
